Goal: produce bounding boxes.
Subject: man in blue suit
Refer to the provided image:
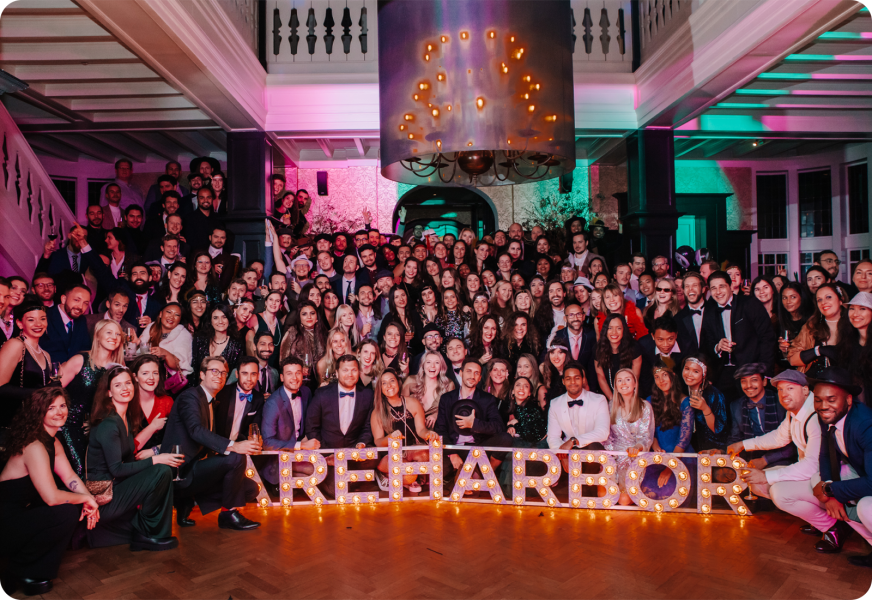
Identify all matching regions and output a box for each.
[804,367,872,564]
[40,283,92,363]
[261,357,318,486]
[304,354,375,497]
[35,225,102,303]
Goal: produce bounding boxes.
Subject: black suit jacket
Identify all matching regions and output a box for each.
[700,294,777,384]
[637,335,685,398]
[674,305,702,356]
[213,385,266,443]
[549,326,598,393]
[434,388,505,446]
[183,209,225,254]
[87,251,163,334]
[304,382,374,449]
[161,385,232,485]
[332,275,361,304]
[40,305,91,364]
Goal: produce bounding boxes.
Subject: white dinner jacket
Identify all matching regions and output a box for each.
[547,390,611,450]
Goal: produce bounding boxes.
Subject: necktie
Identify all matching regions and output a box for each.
[208,401,214,431]
[240,392,253,403]
[688,308,702,316]
[828,425,842,482]
[71,254,79,273]
[260,367,269,394]
[568,398,584,408]
[137,295,144,314]
[66,321,73,335]
[340,391,355,398]
[571,336,580,360]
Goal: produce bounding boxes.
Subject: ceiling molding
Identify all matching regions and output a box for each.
[18,120,219,133]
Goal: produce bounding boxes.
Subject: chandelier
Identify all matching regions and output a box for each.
[377,0,576,187]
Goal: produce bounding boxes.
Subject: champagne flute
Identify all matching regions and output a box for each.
[171,445,183,481]
[742,467,757,501]
[781,329,791,358]
[50,362,61,382]
[302,352,311,380]
[248,424,262,455]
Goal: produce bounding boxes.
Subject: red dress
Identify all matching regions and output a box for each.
[137,395,174,451]
[596,304,649,340]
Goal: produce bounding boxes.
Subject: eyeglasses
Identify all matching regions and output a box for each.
[424,334,441,341]
[206,369,229,377]
[34,283,55,289]
[655,287,673,293]
[821,258,841,265]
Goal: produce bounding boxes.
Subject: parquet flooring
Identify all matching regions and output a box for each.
[10,502,872,600]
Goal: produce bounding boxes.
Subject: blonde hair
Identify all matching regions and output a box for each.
[412,351,452,410]
[643,277,679,322]
[609,368,644,425]
[91,320,126,366]
[323,328,351,377]
[333,304,361,346]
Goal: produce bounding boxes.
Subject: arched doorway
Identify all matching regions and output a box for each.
[392,186,498,240]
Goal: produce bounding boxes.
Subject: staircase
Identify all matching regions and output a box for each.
[0,100,78,280]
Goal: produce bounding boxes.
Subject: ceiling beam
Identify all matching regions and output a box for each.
[26,135,82,162]
[49,134,120,163]
[161,131,211,157]
[84,133,150,163]
[675,139,710,158]
[18,120,219,133]
[316,138,335,158]
[353,137,368,157]
[198,129,227,151]
[121,132,179,162]
[702,139,737,158]
[271,137,301,165]
[13,89,84,123]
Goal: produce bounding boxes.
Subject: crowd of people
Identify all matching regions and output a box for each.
[1,157,872,595]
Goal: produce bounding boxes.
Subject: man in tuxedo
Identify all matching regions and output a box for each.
[434,359,513,477]
[566,232,604,278]
[638,316,686,397]
[85,289,136,336]
[546,362,610,469]
[228,333,279,395]
[206,226,230,259]
[700,271,776,401]
[40,283,92,363]
[445,337,467,389]
[145,162,188,215]
[770,367,872,562]
[160,356,261,530]
[305,354,375,496]
[262,357,319,485]
[549,303,597,391]
[675,272,706,355]
[144,191,181,245]
[213,357,266,504]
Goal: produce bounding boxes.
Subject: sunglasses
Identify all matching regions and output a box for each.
[655,287,673,293]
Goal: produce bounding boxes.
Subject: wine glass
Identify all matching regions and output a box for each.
[47,225,58,242]
[50,362,61,382]
[742,468,757,501]
[249,424,262,455]
[171,445,183,481]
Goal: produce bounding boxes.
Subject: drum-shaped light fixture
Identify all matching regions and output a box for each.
[377,0,575,187]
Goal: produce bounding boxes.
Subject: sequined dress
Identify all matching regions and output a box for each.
[604,400,655,490]
[510,400,547,444]
[59,353,106,477]
[388,397,423,444]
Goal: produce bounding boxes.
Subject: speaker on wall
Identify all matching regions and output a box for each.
[317,171,328,196]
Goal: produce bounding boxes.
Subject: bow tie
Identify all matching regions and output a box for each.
[567,398,584,408]
[340,391,355,398]
[453,368,461,374]
[240,393,253,403]
[290,395,300,402]
[719,303,732,312]
[688,308,702,316]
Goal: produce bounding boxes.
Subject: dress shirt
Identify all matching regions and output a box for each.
[546,389,610,450]
[629,274,639,292]
[568,329,584,360]
[58,306,73,332]
[208,246,222,259]
[338,383,356,435]
[101,179,144,210]
[285,386,303,450]
[66,247,82,273]
[655,341,681,356]
[457,387,476,445]
[834,414,847,457]
[569,250,589,270]
[110,253,125,278]
[106,204,123,227]
[340,277,355,301]
[688,303,704,342]
[229,387,249,441]
[742,392,821,485]
[719,300,733,342]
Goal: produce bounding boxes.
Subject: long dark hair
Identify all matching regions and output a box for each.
[197,303,241,343]
[157,261,187,302]
[129,354,168,397]
[777,281,812,334]
[807,284,851,349]
[595,313,635,369]
[187,251,218,288]
[469,313,502,358]
[1,387,69,460]
[501,311,540,357]
[279,300,327,361]
[149,301,183,348]
[649,366,683,431]
[90,366,144,436]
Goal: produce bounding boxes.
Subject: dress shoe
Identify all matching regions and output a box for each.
[130,532,179,552]
[218,510,261,531]
[800,524,820,535]
[20,578,52,596]
[175,499,196,527]
[815,521,852,553]
[847,552,872,568]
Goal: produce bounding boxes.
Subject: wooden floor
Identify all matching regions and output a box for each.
[13,503,872,600]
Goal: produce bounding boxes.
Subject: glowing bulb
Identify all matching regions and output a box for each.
[571,454,580,462]
[524,93,529,99]
[437,73,444,81]
[446,105,451,111]
[280,453,290,462]
[510,36,515,42]
[571,498,580,507]
[433,491,441,499]
[260,498,269,507]
[314,497,323,505]
[733,485,743,494]
[701,489,711,498]
[476,97,484,109]
[295,479,304,488]
[733,460,743,469]
[701,504,711,514]
[529,479,537,487]
[316,466,324,474]
[502,65,508,74]
[245,469,255,478]
[404,114,413,121]
[629,486,638,495]
[459,479,467,487]
[669,499,679,508]
[599,455,607,464]
[336,452,344,460]
[586,454,595,463]
[514,451,522,460]
[667,459,678,468]
[608,486,618,495]
[528,452,537,460]
[738,506,748,515]
[547,498,556,506]
[571,469,580,477]
[528,104,535,112]
[436,140,442,149]
[716,458,727,467]
[489,31,495,38]
[639,498,649,508]
[487,480,496,488]
[427,44,433,51]
[309,455,317,464]
[638,459,648,468]
[653,455,662,464]
[629,471,639,480]
[295,453,303,461]
[393,479,401,488]
[654,503,663,512]
[464,464,473,472]
[368,494,376,503]
[517,496,526,504]
[433,478,440,486]
[440,36,447,43]
[472,482,481,490]
[433,465,440,473]
[701,473,711,483]
[602,499,611,508]
[729,495,739,505]
[481,465,490,474]
[543,477,551,486]
[353,495,360,504]
[678,471,688,481]
[460,31,468,39]
[515,481,523,489]
[585,477,594,485]
[418,82,428,90]
[493,495,502,503]
[678,487,688,496]
[424,54,430,61]
[467,142,473,146]
[392,454,400,462]
[587,500,596,508]
[365,473,373,481]
[349,474,358,482]
[605,466,615,475]
[281,468,290,478]
[393,492,401,500]
[282,497,291,506]
[419,466,427,474]
[433,453,441,461]
[700,457,711,467]
[307,487,315,496]
[399,125,406,131]
[337,481,345,489]
[598,477,607,486]
[524,75,531,82]
[514,466,523,474]
[550,466,558,474]
[452,492,460,501]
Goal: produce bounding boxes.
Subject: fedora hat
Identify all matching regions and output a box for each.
[807,366,862,397]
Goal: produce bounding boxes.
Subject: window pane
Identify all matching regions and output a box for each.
[848,163,869,235]
[51,178,76,214]
[798,169,832,238]
[756,173,787,239]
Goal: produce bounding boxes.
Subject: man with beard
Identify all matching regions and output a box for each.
[145,161,188,215]
[532,280,566,341]
[88,243,162,336]
[675,272,706,355]
[31,273,56,307]
[121,206,147,256]
[85,288,136,337]
[184,187,225,253]
[41,283,92,363]
[84,204,109,257]
[229,332,279,396]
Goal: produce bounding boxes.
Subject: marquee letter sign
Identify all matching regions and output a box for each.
[246,440,753,516]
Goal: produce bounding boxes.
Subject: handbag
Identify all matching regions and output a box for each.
[165,368,188,394]
[84,453,113,506]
